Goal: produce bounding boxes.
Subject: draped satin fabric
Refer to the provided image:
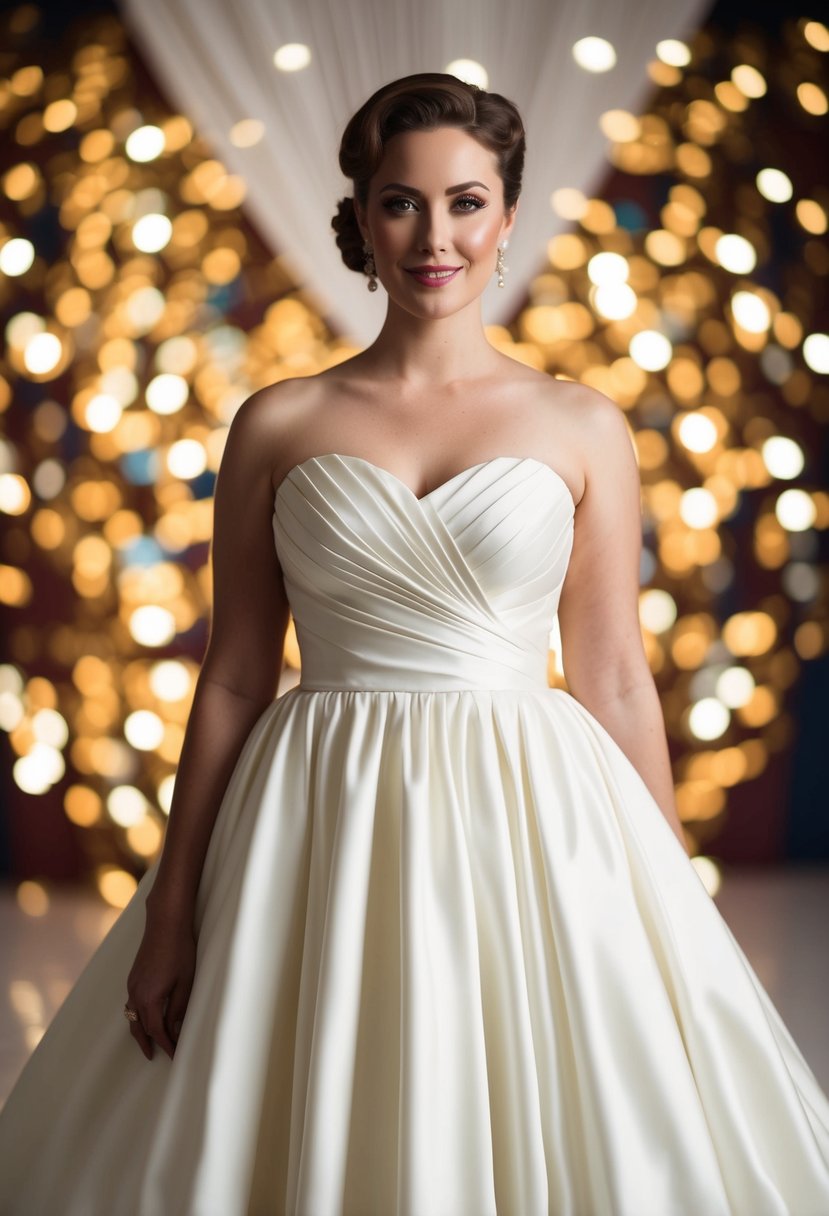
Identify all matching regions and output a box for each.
[1,452,828,1215]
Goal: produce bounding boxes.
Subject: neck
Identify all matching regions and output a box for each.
[357,294,502,387]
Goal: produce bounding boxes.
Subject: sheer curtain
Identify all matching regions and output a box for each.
[119,0,710,346]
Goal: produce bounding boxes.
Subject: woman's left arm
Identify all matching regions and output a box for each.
[557,390,689,856]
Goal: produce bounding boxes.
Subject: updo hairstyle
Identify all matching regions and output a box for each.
[332,72,525,274]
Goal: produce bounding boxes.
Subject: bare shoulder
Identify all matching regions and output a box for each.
[543,377,636,493]
[497,357,622,425]
[542,375,623,427]
[221,375,328,490]
[226,375,319,442]
[494,369,631,507]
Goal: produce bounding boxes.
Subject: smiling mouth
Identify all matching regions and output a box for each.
[405,267,462,284]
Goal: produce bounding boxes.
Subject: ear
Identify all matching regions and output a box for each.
[502,198,520,242]
[353,198,368,246]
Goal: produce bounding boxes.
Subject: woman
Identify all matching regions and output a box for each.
[1,71,828,1216]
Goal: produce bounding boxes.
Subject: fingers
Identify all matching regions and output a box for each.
[165,982,189,1051]
[144,1000,177,1060]
[127,1010,154,1061]
[126,992,177,1061]
[125,937,195,1063]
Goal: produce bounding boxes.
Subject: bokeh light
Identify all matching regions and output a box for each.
[445,59,489,89]
[715,234,757,274]
[0,238,35,276]
[803,334,829,373]
[125,124,165,162]
[656,40,691,68]
[572,37,617,73]
[756,169,793,203]
[272,42,311,72]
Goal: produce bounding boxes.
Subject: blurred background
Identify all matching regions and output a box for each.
[0,0,827,1099]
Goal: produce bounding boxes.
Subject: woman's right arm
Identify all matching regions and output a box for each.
[143,386,292,927]
[125,383,301,1060]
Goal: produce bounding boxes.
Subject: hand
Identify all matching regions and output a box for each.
[125,909,197,1062]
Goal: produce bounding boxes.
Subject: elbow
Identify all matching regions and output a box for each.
[198,651,284,708]
[565,662,656,711]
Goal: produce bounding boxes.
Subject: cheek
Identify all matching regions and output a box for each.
[372,225,403,260]
[461,216,502,257]
[375,227,401,254]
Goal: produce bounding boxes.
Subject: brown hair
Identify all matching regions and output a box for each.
[332,72,526,273]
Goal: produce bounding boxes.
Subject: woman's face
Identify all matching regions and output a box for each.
[354,125,518,315]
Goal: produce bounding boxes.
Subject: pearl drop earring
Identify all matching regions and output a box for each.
[363,240,378,292]
[495,240,509,288]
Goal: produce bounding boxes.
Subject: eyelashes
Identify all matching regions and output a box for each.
[381,194,487,214]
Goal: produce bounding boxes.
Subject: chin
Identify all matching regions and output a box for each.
[402,293,479,317]
[394,272,488,307]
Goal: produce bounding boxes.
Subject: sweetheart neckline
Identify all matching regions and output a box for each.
[274,452,576,513]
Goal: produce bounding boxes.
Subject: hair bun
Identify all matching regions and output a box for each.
[331,196,365,273]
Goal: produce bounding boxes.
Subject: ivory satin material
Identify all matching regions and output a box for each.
[1,452,828,1215]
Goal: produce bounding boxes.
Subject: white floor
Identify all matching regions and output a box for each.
[1,866,827,1108]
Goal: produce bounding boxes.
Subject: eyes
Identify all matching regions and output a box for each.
[381,194,487,215]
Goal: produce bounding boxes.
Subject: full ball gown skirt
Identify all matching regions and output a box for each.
[1,452,828,1216]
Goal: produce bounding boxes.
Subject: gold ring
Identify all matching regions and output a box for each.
[123,1003,139,1022]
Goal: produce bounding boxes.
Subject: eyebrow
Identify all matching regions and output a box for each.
[378,180,491,195]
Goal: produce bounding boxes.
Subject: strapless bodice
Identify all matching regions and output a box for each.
[272,453,575,692]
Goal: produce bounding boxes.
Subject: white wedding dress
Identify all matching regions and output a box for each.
[1,451,828,1216]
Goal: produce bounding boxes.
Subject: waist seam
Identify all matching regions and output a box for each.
[293,684,550,694]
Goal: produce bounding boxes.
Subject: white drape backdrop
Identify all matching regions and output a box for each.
[119,0,710,347]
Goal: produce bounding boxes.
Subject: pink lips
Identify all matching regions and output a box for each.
[405,267,462,287]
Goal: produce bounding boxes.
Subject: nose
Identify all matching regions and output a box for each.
[417,203,449,254]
